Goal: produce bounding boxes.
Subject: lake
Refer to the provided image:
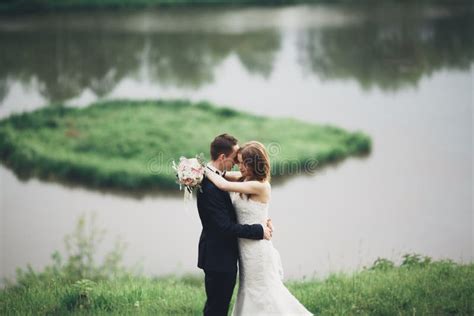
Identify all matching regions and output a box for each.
[0,2,472,282]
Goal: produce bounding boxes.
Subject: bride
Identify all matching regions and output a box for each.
[204,141,312,316]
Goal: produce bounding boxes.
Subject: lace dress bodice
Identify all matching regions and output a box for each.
[231,192,269,225]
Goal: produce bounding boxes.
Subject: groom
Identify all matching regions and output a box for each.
[196,133,273,316]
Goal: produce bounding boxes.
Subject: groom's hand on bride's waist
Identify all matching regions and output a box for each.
[262,219,273,240]
[266,218,274,232]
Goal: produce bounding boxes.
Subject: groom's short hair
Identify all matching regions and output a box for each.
[210,133,238,160]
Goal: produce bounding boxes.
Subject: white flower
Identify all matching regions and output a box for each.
[172,155,205,191]
[172,154,206,207]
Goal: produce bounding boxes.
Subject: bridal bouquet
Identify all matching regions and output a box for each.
[172,154,206,201]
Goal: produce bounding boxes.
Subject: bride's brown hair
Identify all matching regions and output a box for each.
[237,141,271,199]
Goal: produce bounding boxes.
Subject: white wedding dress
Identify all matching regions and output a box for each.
[230,192,313,316]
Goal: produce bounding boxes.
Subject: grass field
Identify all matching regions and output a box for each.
[1,214,471,315]
[1,255,472,315]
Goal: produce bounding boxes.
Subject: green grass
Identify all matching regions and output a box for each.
[0,0,307,13]
[0,99,371,191]
[0,0,457,13]
[0,256,472,315]
[0,0,334,13]
[1,216,471,315]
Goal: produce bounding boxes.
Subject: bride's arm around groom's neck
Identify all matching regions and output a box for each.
[224,171,242,182]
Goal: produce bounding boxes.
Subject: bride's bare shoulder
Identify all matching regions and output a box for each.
[252,180,271,188]
[261,180,271,195]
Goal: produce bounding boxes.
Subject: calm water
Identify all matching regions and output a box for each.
[0,3,472,282]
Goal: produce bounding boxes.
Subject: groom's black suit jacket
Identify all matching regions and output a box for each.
[197,175,264,273]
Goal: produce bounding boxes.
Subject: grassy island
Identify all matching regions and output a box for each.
[0,99,370,191]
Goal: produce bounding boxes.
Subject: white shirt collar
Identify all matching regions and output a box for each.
[206,162,224,176]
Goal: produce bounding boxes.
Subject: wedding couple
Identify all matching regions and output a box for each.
[196,133,312,316]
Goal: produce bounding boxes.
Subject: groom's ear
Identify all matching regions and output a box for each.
[217,153,225,161]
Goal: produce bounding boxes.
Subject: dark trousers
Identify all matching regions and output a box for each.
[203,269,237,316]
